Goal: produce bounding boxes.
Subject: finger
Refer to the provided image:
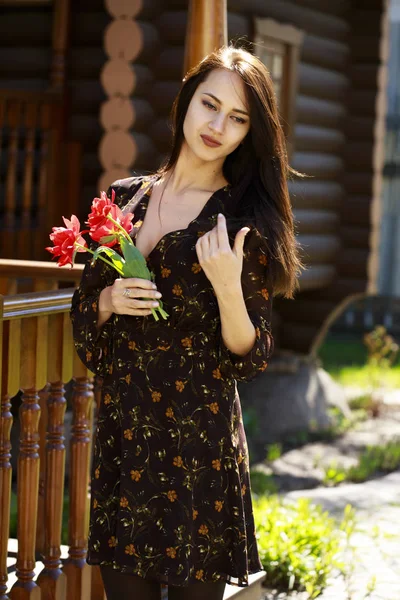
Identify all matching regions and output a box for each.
[195,238,204,263]
[233,227,250,258]
[209,226,219,254]
[123,277,158,290]
[217,213,230,251]
[130,298,160,309]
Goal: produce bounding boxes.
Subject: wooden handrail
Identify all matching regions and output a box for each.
[0,259,83,280]
[2,288,75,319]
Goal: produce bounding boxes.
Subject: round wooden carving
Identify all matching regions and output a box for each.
[104,19,143,62]
[99,131,138,171]
[100,59,136,97]
[100,97,135,131]
[105,0,142,19]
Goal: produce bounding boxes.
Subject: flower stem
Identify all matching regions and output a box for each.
[106,215,132,242]
[75,243,125,276]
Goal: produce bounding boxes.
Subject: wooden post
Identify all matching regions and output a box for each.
[50,0,71,91]
[10,314,48,600]
[63,349,93,600]
[0,302,13,600]
[183,0,227,75]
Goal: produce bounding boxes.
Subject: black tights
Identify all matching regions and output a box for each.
[100,565,226,600]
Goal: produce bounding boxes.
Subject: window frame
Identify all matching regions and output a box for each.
[254,18,304,157]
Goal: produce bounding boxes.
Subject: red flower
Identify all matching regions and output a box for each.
[46,215,87,267]
[87,190,134,247]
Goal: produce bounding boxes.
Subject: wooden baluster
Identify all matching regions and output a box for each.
[4,101,21,260]
[10,314,48,600]
[35,385,49,557]
[20,103,38,260]
[36,313,71,600]
[63,351,93,600]
[0,311,16,600]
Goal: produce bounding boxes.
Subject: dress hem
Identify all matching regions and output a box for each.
[86,556,264,589]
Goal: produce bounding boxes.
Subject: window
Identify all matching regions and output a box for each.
[254,18,304,155]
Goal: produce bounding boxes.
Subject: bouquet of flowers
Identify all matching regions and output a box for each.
[46,189,169,321]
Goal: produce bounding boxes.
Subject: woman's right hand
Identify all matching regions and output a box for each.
[98,278,162,326]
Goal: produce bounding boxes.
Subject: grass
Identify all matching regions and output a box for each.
[318,333,400,389]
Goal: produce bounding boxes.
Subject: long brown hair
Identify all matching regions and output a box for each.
[159,45,304,299]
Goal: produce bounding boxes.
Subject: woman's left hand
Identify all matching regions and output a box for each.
[195,213,250,292]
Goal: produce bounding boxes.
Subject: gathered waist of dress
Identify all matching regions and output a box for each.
[136,322,220,350]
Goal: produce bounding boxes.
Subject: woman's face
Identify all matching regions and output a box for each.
[182,68,251,164]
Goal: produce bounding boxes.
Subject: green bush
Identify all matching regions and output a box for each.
[253,495,355,598]
[324,438,400,486]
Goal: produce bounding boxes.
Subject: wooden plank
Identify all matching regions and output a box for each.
[301,33,349,70]
[297,234,341,264]
[293,208,339,234]
[291,151,344,180]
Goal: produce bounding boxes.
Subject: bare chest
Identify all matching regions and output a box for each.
[134,189,212,259]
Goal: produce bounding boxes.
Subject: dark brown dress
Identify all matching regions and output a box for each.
[70,175,274,588]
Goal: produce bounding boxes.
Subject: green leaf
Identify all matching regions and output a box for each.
[92,245,125,272]
[99,234,117,244]
[119,235,151,279]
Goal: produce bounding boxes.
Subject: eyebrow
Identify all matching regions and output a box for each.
[203,92,249,116]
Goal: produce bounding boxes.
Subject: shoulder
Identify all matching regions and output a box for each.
[107,175,147,207]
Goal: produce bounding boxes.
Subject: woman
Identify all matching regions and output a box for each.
[71,45,302,600]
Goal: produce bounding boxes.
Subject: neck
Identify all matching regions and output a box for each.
[165,142,227,194]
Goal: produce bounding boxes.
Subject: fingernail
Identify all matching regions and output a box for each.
[155,292,162,298]
[152,302,159,307]
[152,284,157,289]
[218,213,224,218]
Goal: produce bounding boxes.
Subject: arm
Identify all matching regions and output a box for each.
[217,229,274,383]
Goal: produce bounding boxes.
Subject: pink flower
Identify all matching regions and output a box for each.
[46,215,87,267]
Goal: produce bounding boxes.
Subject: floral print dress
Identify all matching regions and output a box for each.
[70,174,274,588]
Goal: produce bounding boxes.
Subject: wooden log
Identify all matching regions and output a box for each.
[69,12,110,47]
[343,171,373,195]
[340,197,372,225]
[67,49,105,79]
[347,91,377,117]
[341,225,370,248]
[344,115,374,140]
[148,81,182,115]
[153,47,185,80]
[296,94,346,128]
[63,369,93,600]
[104,18,144,63]
[347,64,379,90]
[343,142,374,170]
[299,277,368,302]
[228,12,251,39]
[348,9,385,33]
[228,0,350,41]
[298,264,336,291]
[148,118,173,153]
[337,248,369,277]
[301,34,349,71]
[291,151,344,180]
[293,209,339,234]
[154,10,187,44]
[68,81,105,114]
[50,0,70,90]
[105,0,142,19]
[298,62,349,102]
[134,21,161,63]
[288,179,344,210]
[297,234,341,264]
[68,115,102,146]
[294,124,345,153]
[294,0,350,17]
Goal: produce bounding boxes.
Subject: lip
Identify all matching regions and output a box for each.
[200,134,222,148]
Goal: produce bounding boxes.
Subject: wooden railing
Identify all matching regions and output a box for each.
[0,259,84,295]
[0,289,104,600]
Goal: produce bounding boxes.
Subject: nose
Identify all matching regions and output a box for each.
[209,113,225,135]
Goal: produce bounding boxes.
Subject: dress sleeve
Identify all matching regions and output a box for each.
[70,179,140,377]
[218,227,274,383]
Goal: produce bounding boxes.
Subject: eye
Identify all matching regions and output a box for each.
[232,116,247,125]
[202,100,217,111]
